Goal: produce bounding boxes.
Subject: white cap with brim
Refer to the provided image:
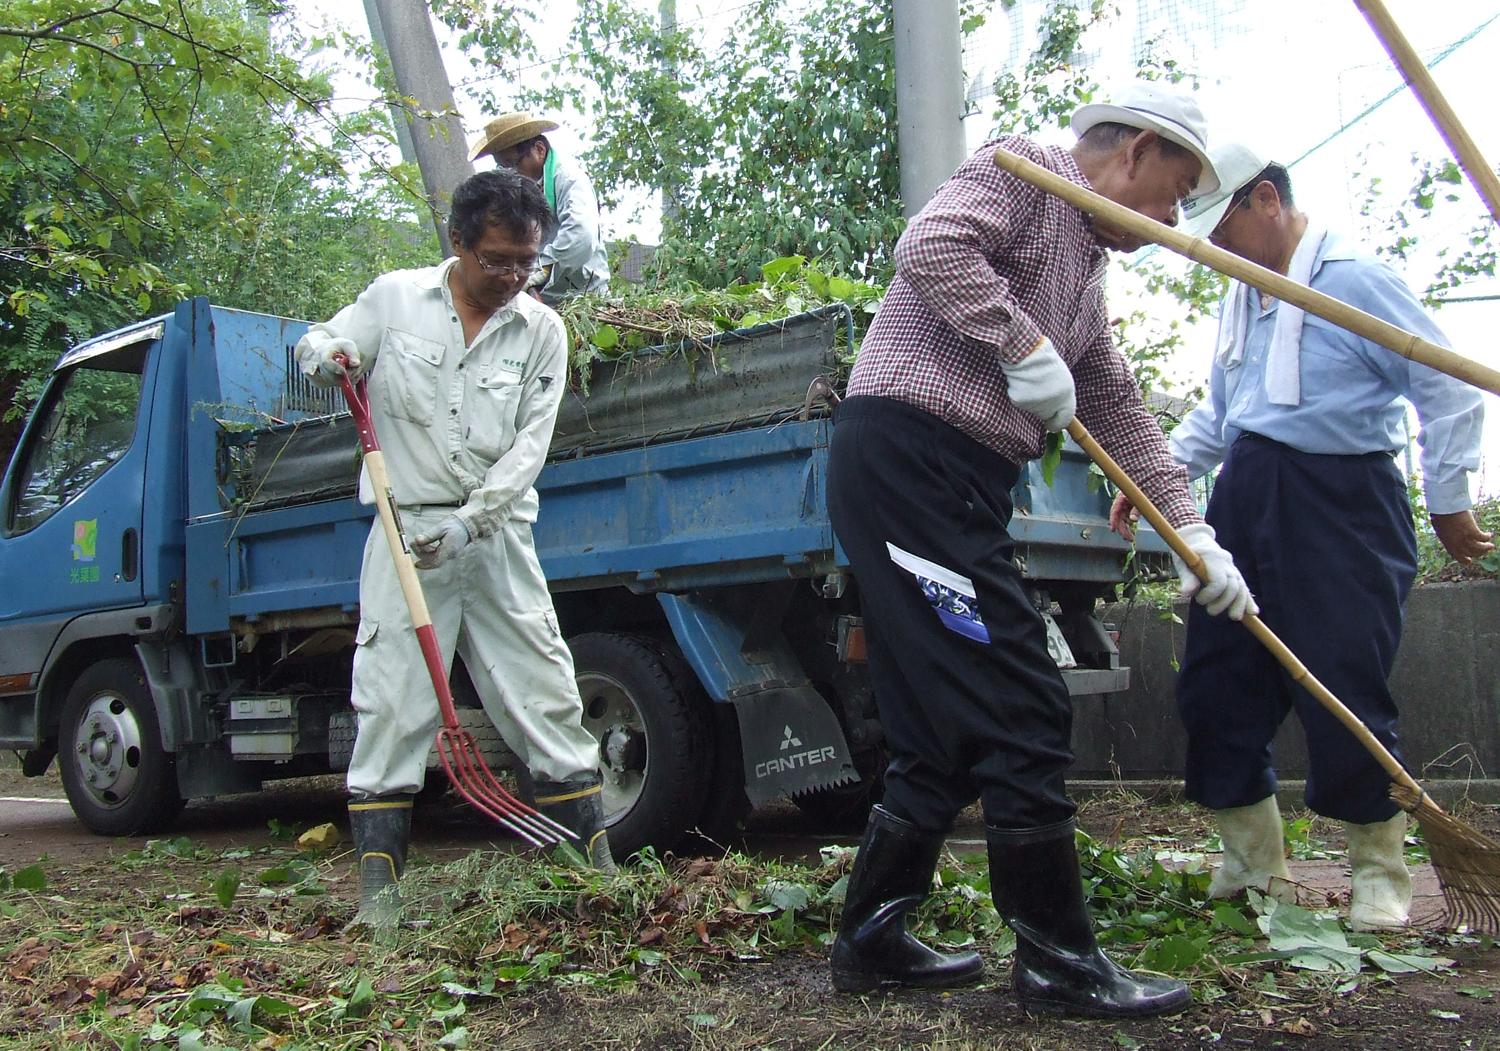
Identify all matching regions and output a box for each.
[1070,80,1220,194]
[1179,142,1281,238]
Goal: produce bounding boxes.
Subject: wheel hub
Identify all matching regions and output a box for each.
[576,671,648,822]
[72,694,143,809]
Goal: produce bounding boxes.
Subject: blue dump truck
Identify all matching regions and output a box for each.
[0,298,1166,858]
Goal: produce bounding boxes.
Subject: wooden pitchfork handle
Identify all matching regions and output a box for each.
[991,147,1500,399]
[1354,0,1500,228]
[333,356,574,846]
[1065,418,1434,807]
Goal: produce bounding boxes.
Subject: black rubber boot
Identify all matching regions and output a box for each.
[830,804,985,993]
[348,794,413,929]
[534,773,617,872]
[987,818,1192,1018]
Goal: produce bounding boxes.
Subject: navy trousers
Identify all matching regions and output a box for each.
[827,396,1077,832]
[1177,434,1418,824]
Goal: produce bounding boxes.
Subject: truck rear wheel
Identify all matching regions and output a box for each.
[58,658,184,836]
[570,633,711,860]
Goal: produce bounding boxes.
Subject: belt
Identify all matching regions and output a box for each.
[399,502,463,514]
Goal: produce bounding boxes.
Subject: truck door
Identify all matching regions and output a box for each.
[0,327,154,692]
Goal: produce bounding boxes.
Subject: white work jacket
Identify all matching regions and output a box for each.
[295,258,569,537]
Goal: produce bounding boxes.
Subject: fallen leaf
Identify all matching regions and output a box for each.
[638,926,666,945]
[1281,1018,1316,1036]
[297,823,342,851]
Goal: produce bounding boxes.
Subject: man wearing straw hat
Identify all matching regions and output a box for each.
[470,111,610,305]
[297,169,617,929]
[826,81,1256,1019]
[1113,142,1491,930]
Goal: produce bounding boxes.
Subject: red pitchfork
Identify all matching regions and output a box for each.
[335,357,575,848]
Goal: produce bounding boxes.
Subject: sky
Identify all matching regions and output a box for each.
[293,0,1500,497]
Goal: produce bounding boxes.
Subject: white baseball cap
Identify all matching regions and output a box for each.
[1070,80,1220,194]
[1179,142,1283,238]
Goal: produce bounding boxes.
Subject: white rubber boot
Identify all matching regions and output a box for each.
[1346,812,1411,931]
[1209,796,1295,902]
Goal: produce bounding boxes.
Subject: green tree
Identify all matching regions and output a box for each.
[522,0,904,285]
[0,0,434,461]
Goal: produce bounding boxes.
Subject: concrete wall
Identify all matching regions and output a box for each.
[1072,582,1500,788]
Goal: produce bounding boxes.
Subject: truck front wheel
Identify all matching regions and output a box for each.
[569,633,711,860]
[58,658,184,836]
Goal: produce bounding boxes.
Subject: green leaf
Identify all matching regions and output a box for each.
[828,276,860,302]
[1260,902,1361,974]
[1366,949,1454,974]
[591,324,621,352]
[11,865,45,892]
[1039,432,1065,487]
[1211,902,1257,936]
[258,858,318,887]
[687,1013,719,1028]
[1138,933,1208,973]
[437,1026,471,1048]
[760,256,805,283]
[764,880,811,912]
[345,974,375,1018]
[211,868,241,907]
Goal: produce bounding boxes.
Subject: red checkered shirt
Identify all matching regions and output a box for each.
[848,135,1200,527]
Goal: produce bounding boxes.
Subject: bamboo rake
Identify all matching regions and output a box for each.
[1353,0,1500,227]
[990,147,1500,399]
[1068,418,1500,931]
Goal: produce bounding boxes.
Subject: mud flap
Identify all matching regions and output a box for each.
[733,685,858,806]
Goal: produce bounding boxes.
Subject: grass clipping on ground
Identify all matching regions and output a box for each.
[0,822,1471,1049]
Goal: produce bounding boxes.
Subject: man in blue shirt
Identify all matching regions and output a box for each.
[1113,142,1491,930]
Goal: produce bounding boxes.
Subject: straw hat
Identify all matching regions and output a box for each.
[468,111,560,162]
[1070,80,1220,194]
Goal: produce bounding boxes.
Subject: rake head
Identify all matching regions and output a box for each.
[1392,783,1500,933]
[437,726,579,848]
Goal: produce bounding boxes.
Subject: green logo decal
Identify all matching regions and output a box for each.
[72,519,97,563]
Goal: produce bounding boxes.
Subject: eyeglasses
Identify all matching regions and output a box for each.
[470,251,543,279]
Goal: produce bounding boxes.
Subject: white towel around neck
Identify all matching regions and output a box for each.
[1212,221,1331,407]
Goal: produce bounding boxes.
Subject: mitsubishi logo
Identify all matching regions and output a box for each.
[780,725,802,750]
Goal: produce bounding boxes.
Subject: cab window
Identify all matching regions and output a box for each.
[7,343,147,535]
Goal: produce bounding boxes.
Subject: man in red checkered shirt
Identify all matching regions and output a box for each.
[828,82,1256,1019]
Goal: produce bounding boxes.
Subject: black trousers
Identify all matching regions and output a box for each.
[827,396,1076,832]
[1177,434,1418,824]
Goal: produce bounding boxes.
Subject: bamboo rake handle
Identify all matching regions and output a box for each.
[1353,0,1500,227]
[362,447,435,632]
[991,147,1500,399]
[1065,419,1427,799]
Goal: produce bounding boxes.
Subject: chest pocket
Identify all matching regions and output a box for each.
[375,328,445,427]
[467,369,525,461]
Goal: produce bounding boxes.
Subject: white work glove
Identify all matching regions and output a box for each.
[1001,337,1076,432]
[411,515,472,570]
[1173,522,1258,621]
[314,337,362,383]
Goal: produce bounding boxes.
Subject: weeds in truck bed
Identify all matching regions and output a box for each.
[0,824,1477,1049]
[556,255,883,391]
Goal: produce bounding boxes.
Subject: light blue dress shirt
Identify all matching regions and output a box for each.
[1170,234,1484,514]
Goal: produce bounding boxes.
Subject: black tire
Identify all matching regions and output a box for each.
[58,657,184,836]
[570,633,712,859]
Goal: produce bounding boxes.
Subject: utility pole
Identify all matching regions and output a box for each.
[368,0,474,252]
[360,0,420,169]
[891,0,966,218]
[659,0,682,225]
